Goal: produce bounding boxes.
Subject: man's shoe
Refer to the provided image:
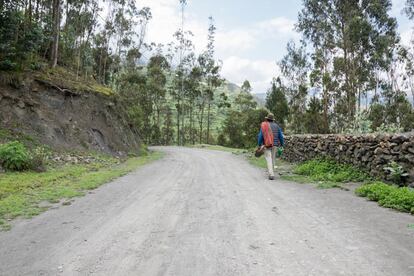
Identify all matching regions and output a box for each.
[269,176,275,180]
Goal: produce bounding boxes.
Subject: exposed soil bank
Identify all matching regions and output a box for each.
[0,74,140,155]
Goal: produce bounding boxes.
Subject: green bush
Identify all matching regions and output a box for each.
[0,141,31,171]
[379,187,414,213]
[355,182,394,201]
[356,182,414,214]
[294,158,369,183]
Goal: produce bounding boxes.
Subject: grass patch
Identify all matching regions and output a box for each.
[0,127,40,148]
[356,182,414,214]
[281,175,310,184]
[294,158,370,183]
[34,67,113,96]
[192,144,248,155]
[408,224,414,229]
[0,151,163,230]
[0,219,11,231]
[248,155,267,169]
[278,158,369,190]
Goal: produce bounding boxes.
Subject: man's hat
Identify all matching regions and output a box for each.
[265,113,275,121]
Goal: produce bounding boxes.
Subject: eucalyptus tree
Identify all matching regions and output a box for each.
[404,0,414,20]
[279,40,309,133]
[265,78,289,129]
[203,16,223,144]
[296,0,398,131]
[147,54,170,127]
[297,0,335,132]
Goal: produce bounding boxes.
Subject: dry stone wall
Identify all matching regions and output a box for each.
[283,133,414,186]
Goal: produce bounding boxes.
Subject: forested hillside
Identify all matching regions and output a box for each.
[1,0,414,150]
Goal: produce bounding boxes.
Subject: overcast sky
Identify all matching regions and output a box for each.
[137,0,413,94]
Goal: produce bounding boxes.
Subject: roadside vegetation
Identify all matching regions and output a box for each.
[280,158,414,214]
[278,158,369,189]
[0,136,163,231]
[356,182,414,215]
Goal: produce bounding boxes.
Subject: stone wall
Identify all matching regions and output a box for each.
[283,133,414,186]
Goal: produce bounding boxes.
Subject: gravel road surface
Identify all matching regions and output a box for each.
[1,147,413,276]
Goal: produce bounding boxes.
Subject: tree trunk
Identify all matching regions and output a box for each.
[50,0,60,68]
[199,108,204,144]
[177,101,181,146]
[207,102,211,144]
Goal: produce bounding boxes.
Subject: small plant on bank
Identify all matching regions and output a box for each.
[384,161,409,186]
[0,141,31,171]
[29,146,50,172]
[0,142,49,172]
[356,182,414,214]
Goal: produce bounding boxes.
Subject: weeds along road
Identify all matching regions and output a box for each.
[1,147,414,276]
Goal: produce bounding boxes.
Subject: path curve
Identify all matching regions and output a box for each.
[0,147,413,275]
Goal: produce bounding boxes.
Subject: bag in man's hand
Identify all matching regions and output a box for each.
[277,147,284,157]
[255,145,265,158]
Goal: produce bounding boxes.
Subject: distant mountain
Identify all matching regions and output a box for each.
[253,93,266,107]
[220,81,266,106]
[223,81,241,95]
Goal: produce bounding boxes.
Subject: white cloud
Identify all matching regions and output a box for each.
[401,29,414,45]
[215,29,256,55]
[257,17,297,35]
[134,1,295,93]
[221,56,280,93]
[215,17,298,57]
[391,0,406,17]
[138,0,208,55]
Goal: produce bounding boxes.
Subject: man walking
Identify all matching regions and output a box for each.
[257,113,284,180]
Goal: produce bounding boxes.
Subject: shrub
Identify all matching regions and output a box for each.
[384,161,409,186]
[0,141,31,171]
[379,187,414,213]
[294,158,369,183]
[356,182,414,214]
[355,182,394,201]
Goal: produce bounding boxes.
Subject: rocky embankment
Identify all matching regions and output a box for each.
[283,134,414,186]
[0,73,140,155]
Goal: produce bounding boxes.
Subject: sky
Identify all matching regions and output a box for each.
[138,0,413,94]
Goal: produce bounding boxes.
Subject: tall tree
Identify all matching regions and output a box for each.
[265,78,289,129]
[279,40,309,133]
[296,0,398,131]
[404,0,414,20]
[50,0,60,68]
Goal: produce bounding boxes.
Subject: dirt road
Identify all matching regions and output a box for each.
[1,147,413,276]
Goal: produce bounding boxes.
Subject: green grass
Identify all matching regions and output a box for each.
[281,174,312,184]
[0,151,163,230]
[294,158,370,183]
[408,224,414,229]
[34,66,113,96]
[0,127,41,148]
[356,182,414,214]
[248,155,267,168]
[278,158,371,189]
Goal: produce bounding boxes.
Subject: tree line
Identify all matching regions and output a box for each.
[1,0,414,150]
[271,0,414,134]
[0,0,239,146]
